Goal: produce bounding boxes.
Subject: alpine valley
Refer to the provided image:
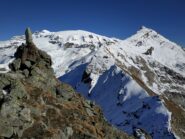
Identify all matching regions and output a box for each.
[0,27,185,139]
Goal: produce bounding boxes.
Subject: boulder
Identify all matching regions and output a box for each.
[9,58,21,71]
[0,120,13,138]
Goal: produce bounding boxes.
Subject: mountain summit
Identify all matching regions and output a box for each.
[0,27,185,138]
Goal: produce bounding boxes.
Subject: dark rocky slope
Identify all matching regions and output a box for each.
[0,28,133,139]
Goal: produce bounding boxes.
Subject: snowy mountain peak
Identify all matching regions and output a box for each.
[0,28,185,138]
[135,26,159,39]
[40,29,51,34]
[133,26,180,49]
[139,25,154,32]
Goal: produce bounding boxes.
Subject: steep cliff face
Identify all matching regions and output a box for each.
[0,29,133,139]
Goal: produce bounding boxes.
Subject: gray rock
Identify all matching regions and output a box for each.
[86,108,94,116]
[56,84,74,100]
[143,47,154,55]
[0,90,4,100]
[10,80,28,100]
[84,100,95,108]
[20,108,31,121]
[11,118,23,127]
[0,120,13,138]
[66,127,73,136]
[24,60,32,68]
[64,42,74,49]
[84,100,91,108]
[25,27,33,44]
[38,50,52,66]
[0,68,6,71]
[23,69,29,77]
[62,127,73,138]
[9,58,21,71]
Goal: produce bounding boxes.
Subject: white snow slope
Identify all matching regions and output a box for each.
[1,27,185,139]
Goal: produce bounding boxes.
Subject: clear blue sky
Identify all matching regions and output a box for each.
[0,0,185,46]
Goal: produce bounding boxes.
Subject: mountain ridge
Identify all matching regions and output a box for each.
[0,28,133,139]
[0,27,185,138]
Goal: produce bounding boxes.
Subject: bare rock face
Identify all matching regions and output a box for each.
[143,47,154,55]
[0,29,133,139]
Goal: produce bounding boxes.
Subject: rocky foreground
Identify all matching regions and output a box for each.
[0,28,133,139]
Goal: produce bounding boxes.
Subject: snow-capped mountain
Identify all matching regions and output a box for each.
[0,27,185,139]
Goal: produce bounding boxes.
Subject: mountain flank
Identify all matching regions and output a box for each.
[0,28,133,139]
[0,27,185,139]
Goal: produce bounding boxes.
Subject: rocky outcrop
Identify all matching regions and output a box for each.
[0,29,133,139]
[143,47,154,55]
[10,28,51,72]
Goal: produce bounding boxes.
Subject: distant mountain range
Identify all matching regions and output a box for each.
[0,26,185,139]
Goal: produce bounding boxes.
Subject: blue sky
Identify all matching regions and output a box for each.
[0,0,185,46]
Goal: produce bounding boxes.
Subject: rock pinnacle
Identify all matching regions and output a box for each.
[25,27,33,44]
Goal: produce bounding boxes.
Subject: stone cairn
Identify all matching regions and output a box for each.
[9,28,52,73]
[25,27,33,45]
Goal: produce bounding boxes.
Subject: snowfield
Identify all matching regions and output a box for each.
[1,27,185,138]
